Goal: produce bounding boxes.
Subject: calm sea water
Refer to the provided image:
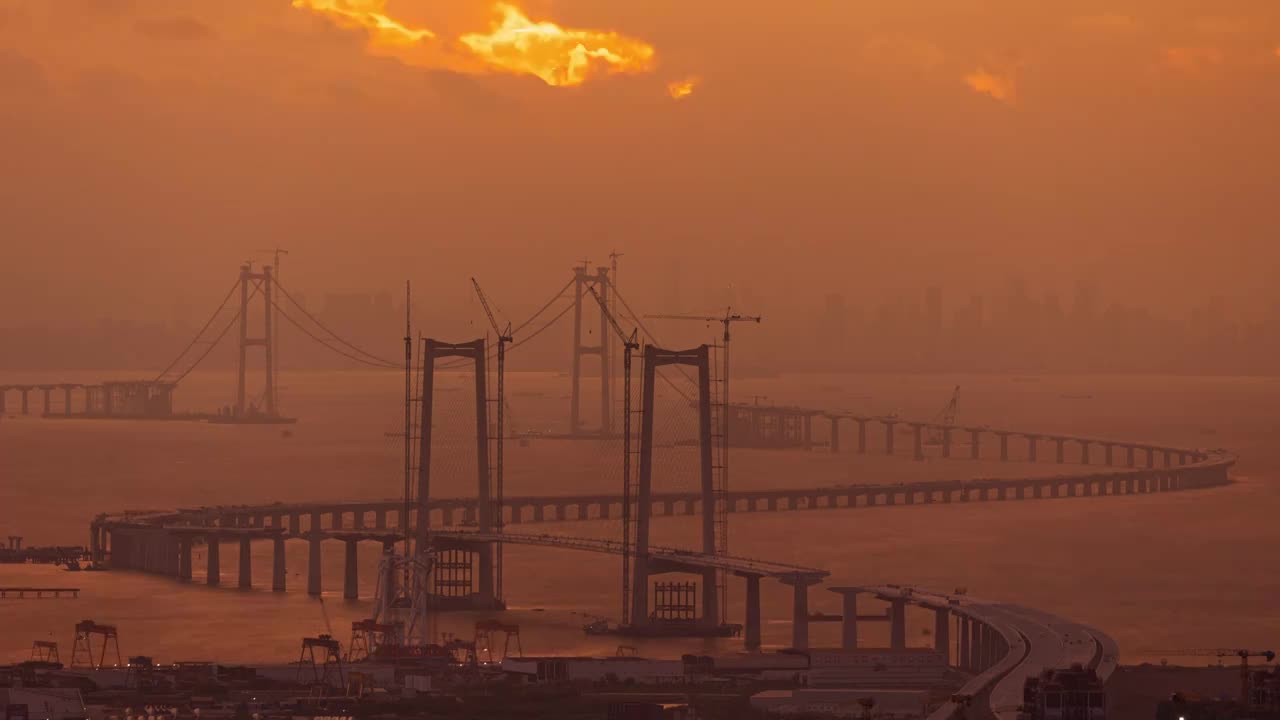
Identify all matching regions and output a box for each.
[1,370,1276,665]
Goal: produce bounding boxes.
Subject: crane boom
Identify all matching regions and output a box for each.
[586,283,638,348]
[471,277,512,340]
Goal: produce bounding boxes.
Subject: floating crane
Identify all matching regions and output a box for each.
[1151,648,1276,703]
[585,282,639,625]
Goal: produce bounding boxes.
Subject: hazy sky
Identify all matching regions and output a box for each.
[2,0,1278,324]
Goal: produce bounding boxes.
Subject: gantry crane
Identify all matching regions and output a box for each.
[643,307,761,617]
[1152,648,1276,703]
[471,278,511,602]
[585,282,640,625]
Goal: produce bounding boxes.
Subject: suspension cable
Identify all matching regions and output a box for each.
[269,297,400,369]
[168,283,263,385]
[153,278,241,382]
[273,279,400,367]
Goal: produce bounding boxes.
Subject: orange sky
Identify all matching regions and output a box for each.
[1,0,1278,323]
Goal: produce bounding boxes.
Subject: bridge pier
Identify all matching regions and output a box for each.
[344,539,359,600]
[830,417,839,452]
[533,505,545,522]
[890,597,907,650]
[1055,438,1066,464]
[934,608,950,662]
[999,433,1009,461]
[883,420,896,455]
[1027,435,1038,462]
[330,510,343,530]
[308,536,322,596]
[375,511,387,529]
[836,590,858,650]
[272,537,286,592]
[744,574,763,650]
[178,537,192,581]
[1126,446,1136,468]
[783,576,821,651]
[1079,441,1090,464]
[1103,443,1114,466]
[20,388,29,415]
[1163,450,1172,468]
[63,386,72,415]
[42,387,52,415]
[959,616,971,671]
[941,428,952,458]
[206,537,221,586]
[239,538,252,589]
[912,424,924,461]
[1145,447,1155,468]
[857,419,867,454]
[353,511,365,530]
[970,429,981,459]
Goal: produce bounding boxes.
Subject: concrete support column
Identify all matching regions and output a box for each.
[1145,448,1155,468]
[272,537,286,592]
[912,424,924,461]
[178,537,193,581]
[744,574,762,650]
[533,505,545,522]
[890,598,907,650]
[20,389,29,415]
[1163,450,1172,468]
[959,616,970,671]
[971,622,984,670]
[1080,441,1090,465]
[309,511,321,534]
[1055,438,1066,464]
[206,537,221,586]
[308,536,322,596]
[884,422,896,455]
[290,514,302,535]
[857,420,867,454]
[238,537,252,589]
[1104,444,1114,466]
[935,609,950,663]
[1028,435,1038,462]
[344,539,359,600]
[1126,446,1136,467]
[353,511,365,530]
[970,430,981,459]
[375,511,387,530]
[830,417,840,453]
[840,591,858,650]
[999,433,1009,462]
[41,388,51,415]
[785,579,817,651]
[330,511,343,530]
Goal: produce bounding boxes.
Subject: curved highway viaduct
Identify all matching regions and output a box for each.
[90,418,1232,659]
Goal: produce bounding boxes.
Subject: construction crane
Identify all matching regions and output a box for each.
[644,307,761,619]
[585,282,639,625]
[1151,648,1276,703]
[927,385,960,446]
[471,278,511,602]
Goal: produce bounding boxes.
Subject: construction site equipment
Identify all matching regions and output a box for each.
[1152,649,1277,704]
[472,278,510,602]
[346,620,399,663]
[30,641,58,663]
[297,635,345,690]
[70,620,121,669]
[644,308,761,621]
[927,385,960,446]
[585,283,640,625]
[473,619,522,663]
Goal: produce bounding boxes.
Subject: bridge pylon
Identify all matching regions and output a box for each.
[417,338,504,611]
[627,344,734,637]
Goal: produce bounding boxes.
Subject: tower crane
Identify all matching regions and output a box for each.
[644,307,760,619]
[927,385,960,446]
[471,277,511,601]
[585,282,640,625]
[1151,648,1276,703]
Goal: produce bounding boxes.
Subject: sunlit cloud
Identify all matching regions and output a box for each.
[964,68,1016,105]
[458,4,655,87]
[291,0,435,45]
[292,0,661,89]
[667,76,698,100]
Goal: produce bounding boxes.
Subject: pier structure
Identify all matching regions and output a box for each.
[89,410,1233,652]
